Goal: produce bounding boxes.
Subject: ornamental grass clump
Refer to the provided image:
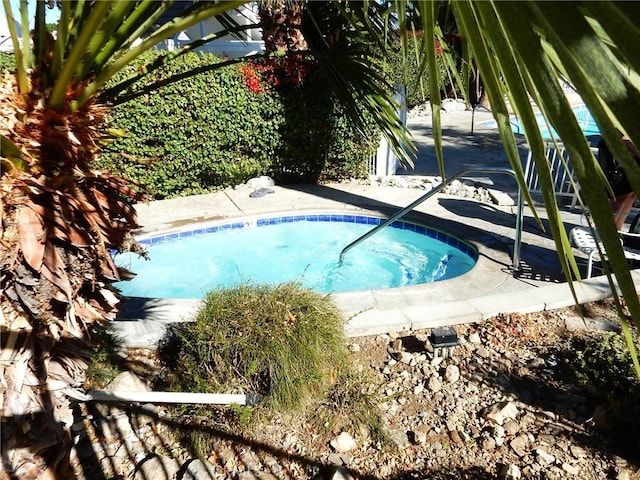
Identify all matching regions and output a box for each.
[163,282,348,414]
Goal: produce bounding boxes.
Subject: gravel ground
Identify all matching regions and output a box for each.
[70,299,640,480]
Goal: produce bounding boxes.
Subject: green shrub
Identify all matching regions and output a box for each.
[162,282,348,413]
[83,326,124,390]
[564,330,640,452]
[314,369,388,444]
[568,331,640,398]
[380,32,464,108]
[0,52,16,73]
[95,51,378,199]
[159,281,387,453]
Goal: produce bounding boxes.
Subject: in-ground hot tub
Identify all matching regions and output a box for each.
[113,212,478,298]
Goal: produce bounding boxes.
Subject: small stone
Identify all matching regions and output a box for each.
[389,428,410,447]
[331,466,355,480]
[561,463,580,476]
[613,456,629,468]
[498,463,522,480]
[410,429,427,445]
[476,347,491,358]
[396,351,414,364]
[133,455,180,480]
[330,432,357,453]
[182,459,217,480]
[569,445,587,459]
[239,471,279,480]
[509,433,530,457]
[106,371,150,392]
[526,357,545,368]
[484,401,519,426]
[503,419,519,436]
[347,343,361,353]
[616,468,632,480]
[427,375,442,393]
[247,175,275,188]
[481,435,496,451]
[535,448,555,465]
[327,453,343,466]
[492,425,506,446]
[444,365,460,383]
[468,332,482,344]
[413,384,424,395]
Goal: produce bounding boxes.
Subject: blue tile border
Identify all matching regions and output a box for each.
[135,214,479,261]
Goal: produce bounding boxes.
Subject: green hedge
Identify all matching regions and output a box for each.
[0,52,15,72]
[94,52,377,199]
[381,32,464,109]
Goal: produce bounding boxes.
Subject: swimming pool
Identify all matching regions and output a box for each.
[481,104,599,139]
[113,213,478,299]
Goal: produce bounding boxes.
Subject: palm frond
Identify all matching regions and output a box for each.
[442,0,640,372]
[74,0,248,109]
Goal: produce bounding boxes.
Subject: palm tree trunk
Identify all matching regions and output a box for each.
[258,0,307,53]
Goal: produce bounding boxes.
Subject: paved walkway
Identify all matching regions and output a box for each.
[113,108,639,348]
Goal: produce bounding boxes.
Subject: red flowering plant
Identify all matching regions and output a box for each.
[239,54,314,94]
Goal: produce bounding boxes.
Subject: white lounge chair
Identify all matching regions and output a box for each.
[569,226,640,278]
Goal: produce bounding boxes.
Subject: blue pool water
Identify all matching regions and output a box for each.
[113,214,478,299]
[481,104,599,139]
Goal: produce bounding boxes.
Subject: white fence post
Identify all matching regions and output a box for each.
[370,84,407,177]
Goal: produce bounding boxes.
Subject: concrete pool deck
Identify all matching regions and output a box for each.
[112,107,640,348]
[113,180,639,348]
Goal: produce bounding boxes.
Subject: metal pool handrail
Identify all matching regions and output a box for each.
[338,167,524,272]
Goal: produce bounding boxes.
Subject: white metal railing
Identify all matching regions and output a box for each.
[340,167,524,273]
[523,140,600,209]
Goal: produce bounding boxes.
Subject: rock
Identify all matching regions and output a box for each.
[503,419,519,436]
[476,347,491,359]
[509,433,530,457]
[498,463,522,480]
[388,428,411,447]
[181,459,216,479]
[331,467,355,480]
[449,429,464,446]
[526,357,545,368]
[444,365,460,383]
[468,332,482,344]
[427,374,442,393]
[561,463,581,476]
[569,445,588,459]
[330,432,357,453]
[410,429,428,445]
[492,425,506,447]
[481,435,496,451]
[134,454,180,480]
[442,98,468,112]
[484,401,519,425]
[347,343,361,353]
[616,468,632,480]
[247,176,275,188]
[535,448,555,465]
[396,351,414,364]
[106,371,150,392]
